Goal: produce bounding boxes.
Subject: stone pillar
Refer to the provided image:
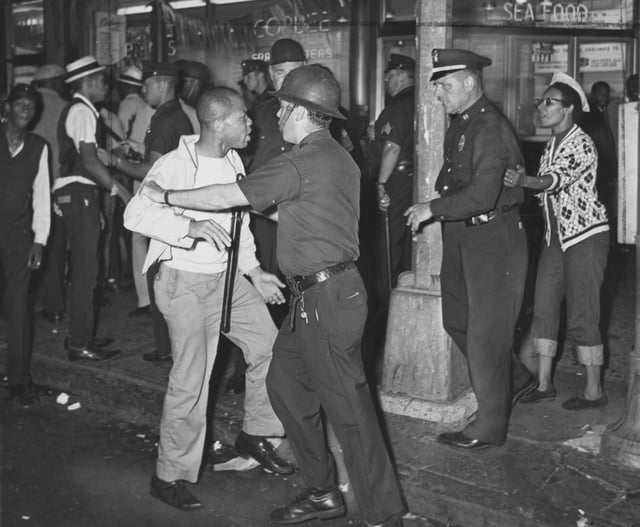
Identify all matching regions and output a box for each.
[379,0,476,427]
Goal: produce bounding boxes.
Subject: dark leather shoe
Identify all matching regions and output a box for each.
[6,384,37,407]
[270,487,345,524]
[149,475,201,511]
[68,345,120,361]
[128,305,152,317]
[512,375,540,408]
[143,350,172,362]
[520,386,557,403]
[437,431,499,450]
[234,431,295,475]
[562,393,608,410]
[40,309,64,324]
[225,374,245,395]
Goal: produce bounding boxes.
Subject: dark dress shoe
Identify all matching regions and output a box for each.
[6,384,37,407]
[270,487,345,524]
[40,309,64,324]
[68,345,120,361]
[520,386,557,404]
[149,475,201,511]
[512,375,540,408]
[128,305,151,317]
[225,374,245,395]
[562,393,608,410]
[143,350,172,362]
[234,431,295,475]
[437,431,498,450]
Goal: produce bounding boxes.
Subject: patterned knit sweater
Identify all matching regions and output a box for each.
[538,124,609,251]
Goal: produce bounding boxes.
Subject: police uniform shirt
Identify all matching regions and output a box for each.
[372,85,415,169]
[247,94,291,170]
[430,95,524,221]
[144,99,193,161]
[238,129,360,277]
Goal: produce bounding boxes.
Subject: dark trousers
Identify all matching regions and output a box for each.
[441,212,531,444]
[48,183,101,348]
[41,212,66,314]
[267,267,404,524]
[146,260,171,357]
[0,227,33,386]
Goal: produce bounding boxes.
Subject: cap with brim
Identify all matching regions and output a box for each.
[142,62,178,81]
[178,61,210,82]
[118,66,143,87]
[550,70,590,112]
[7,83,40,103]
[241,59,268,77]
[65,55,105,84]
[269,38,306,66]
[430,48,492,81]
[385,53,415,73]
[34,64,65,81]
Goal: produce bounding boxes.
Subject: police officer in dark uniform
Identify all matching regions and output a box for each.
[111,62,193,362]
[406,49,538,450]
[372,53,416,292]
[139,65,405,527]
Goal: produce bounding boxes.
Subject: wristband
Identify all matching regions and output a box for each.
[164,190,171,206]
[110,182,118,197]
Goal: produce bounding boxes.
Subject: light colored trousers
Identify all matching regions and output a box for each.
[154,263,283,482]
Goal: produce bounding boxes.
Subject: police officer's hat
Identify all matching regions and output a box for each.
[430,48,492,81]
[142,62,178,81]
[269,38,306,66]
[385,53,415,73]
[241,59,268,76]
[178,61,211,82]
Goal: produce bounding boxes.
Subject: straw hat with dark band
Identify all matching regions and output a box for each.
[65,55,105,84]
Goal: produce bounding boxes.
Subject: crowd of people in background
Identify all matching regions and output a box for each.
[0,34,635,526]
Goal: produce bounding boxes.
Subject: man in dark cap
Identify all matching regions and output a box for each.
[366,52,416,379]
[103,61,193,362]
[406,48,537,450]
[1,84,50,406]
[138,63,405,527]
[176,60,212,134]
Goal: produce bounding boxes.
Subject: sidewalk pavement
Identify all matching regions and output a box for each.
[3,276,640,527]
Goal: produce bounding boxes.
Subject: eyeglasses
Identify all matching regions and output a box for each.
[534,97,567,107]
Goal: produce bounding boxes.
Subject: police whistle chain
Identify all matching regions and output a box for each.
[221,173,245,333]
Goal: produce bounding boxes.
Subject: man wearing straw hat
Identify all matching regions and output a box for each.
[52,55,130,361]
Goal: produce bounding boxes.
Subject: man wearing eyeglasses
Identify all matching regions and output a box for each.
[405,48,537,451]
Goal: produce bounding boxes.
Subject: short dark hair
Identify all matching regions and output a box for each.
[196,86,241,128]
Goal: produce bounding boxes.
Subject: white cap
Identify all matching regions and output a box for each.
[550,71,590,112]
[118,66,143,87]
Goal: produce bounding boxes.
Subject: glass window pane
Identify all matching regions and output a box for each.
[12,0,44,55]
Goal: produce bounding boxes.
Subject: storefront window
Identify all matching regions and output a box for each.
[11,0,45,55]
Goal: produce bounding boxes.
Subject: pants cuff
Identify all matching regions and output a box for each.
[534,338,558,358]
[576,344,604,366]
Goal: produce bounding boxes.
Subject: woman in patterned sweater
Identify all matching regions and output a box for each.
[504,72,609,410]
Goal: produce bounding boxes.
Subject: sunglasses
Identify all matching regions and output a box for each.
[534,97,567,107]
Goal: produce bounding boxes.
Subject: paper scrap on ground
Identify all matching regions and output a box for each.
[67,402,81,411]
[56,392,69,405]
[562,425,605,454]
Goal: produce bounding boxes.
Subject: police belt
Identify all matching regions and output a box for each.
[464,203,519,227]
[286,261,356,297]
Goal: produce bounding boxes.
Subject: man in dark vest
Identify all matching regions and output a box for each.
[51,55,130,361]
[1,84,50,406]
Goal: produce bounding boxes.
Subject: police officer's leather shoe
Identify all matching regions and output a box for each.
[437,431,500,450]
[270,487,345,524]
[234,431,294,475]
[149,474,202,511]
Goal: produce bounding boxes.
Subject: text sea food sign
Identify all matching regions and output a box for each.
[453,0,633,29]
